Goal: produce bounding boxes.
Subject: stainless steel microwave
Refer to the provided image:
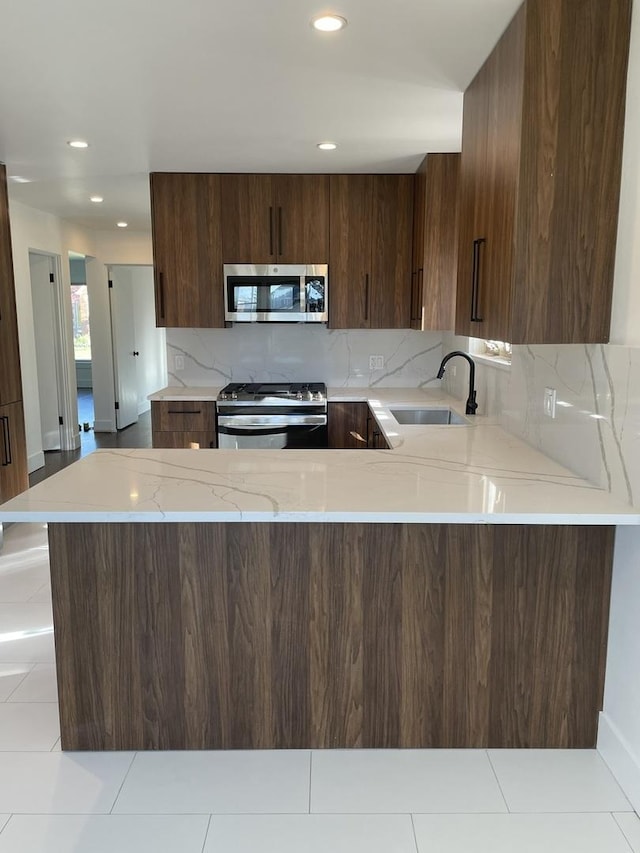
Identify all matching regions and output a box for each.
[223,264,328,323]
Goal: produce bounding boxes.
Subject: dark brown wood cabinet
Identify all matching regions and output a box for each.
[455,0,632,344]
[150,173,225,328]
[329,175,413,329]
[151,400,217,449]
[328,401,390,449]
[412,154,460,331]
[0,166,23,406]
[0,400,28,502]
[220,174,329,264]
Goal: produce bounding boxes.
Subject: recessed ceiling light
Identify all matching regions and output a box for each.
[317,142,338,150]
[116,221,128,228]
[67,139,89,149]
[90,196,103,203]
[10,176,31,183]
[312,14,348,32]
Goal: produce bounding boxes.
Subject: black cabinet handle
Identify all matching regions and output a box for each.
[158,271,166,322]
[364,273,370,321]
[278,207,283,256]
[1,416,11,466]
[470,238,485,322]
[168,409,202,415]
[269,207,274,256]
[412,268,424,323]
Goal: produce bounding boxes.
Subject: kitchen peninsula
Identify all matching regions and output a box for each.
[1,389,637,753]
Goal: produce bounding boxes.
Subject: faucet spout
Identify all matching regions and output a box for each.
[436,350,478,415]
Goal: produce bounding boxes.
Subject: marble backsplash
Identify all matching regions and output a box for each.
[442,332,640,508]
[166,326,444,389]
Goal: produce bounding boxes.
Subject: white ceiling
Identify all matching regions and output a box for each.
[0,0,522,232]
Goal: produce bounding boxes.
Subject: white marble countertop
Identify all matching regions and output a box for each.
[3,388,638,525]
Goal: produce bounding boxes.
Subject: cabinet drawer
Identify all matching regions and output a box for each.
[152,430,217,449]
[151,401,215,432]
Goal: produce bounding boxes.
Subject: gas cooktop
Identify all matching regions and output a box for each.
[218,382,327,404]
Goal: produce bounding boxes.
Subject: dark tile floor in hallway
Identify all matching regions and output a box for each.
[29,389,152,487]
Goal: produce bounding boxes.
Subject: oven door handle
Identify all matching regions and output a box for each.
[217,415,327,428]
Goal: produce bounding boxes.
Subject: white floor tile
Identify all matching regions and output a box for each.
[8,664,58,702]
[488,749,632,813]
[113,750,310,814]
[0,526,50,604]
[0,814,210,853]
[0,603,55,663]
[205,814,416,853]
[614,812,640,852]
[311,750,507,814]
[0,752,134,814]
[0,663,33,700]
[413,813,632,852]
[0,702,59,750]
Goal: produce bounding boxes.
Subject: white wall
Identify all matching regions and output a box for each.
[29,253,60,452]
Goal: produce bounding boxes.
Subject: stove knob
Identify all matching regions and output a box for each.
[313,391,322,401]
[296,391,303,401]
[220,392,228,401]
[231,391,238,400]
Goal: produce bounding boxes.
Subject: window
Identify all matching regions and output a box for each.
[70,285,91,360]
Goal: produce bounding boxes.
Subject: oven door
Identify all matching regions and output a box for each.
[217,415,328,450]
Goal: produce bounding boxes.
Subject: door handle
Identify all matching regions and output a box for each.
[470,239,485,323]
[1,416,11,466]
[132,351,140,357]
[364,273,370,321]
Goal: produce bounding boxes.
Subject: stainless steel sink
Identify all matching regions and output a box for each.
[390,407,469,425]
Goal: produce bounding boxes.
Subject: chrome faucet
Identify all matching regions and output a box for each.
[437,351,478,415]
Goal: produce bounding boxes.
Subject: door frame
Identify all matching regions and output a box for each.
[29,250,79,453]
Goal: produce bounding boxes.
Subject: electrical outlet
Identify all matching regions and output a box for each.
[369,355,385,371]
[174,355,185,371]
[543,387,557,418]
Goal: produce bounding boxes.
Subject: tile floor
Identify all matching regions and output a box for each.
[0,522,639,852]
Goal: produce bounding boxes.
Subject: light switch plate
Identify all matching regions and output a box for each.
[543,387,557,418]
[369,355,385,371]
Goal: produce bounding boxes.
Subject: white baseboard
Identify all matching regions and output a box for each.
[27,450,45,474]
[598,712,640,813]
[42,429,61,452]
[93,419,116,433]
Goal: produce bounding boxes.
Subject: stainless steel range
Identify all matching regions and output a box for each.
[216,382,328,449]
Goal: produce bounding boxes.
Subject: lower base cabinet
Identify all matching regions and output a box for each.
[328,402,390,449]
[48,521,613,750]
[151,400,217,449]
[0,400,28,503]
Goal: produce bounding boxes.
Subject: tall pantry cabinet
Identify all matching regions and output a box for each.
[455,0,632,344]
[0,163,28,503]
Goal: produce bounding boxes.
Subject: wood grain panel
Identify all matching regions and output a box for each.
[151,431,216,449]
[0,164,23,406]
[513,0,632,344]
[329,175,372,329]
[220,174,274,264]
[151,400,215,433]
[327,402,369,449]
[150,173,224,328]
[0,400,28,503]
[419,154,460,331]
[48,522,614,751]
[370,175,413,329]
[274,175,329,262]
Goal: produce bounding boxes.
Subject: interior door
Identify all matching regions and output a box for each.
[109,271,138,430]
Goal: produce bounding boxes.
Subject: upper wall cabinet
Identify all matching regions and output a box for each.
[220,174,329,264]
[455,0,632,344]
[150,173,225,328]
[412,154,460,331]
[0,165,23,406]
[329,174,413,329]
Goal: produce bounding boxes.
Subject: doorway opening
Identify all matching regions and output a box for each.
[69,254,94,449]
